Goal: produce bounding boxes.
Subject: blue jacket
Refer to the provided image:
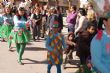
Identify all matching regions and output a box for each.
[91,30,110,73]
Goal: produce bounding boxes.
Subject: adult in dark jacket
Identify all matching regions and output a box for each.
[56,6,63,33]
[30,7,42,41]
[76,23,97,73]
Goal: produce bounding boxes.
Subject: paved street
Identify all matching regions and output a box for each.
[0,25,79,73]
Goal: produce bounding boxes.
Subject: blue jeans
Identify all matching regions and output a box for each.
[47,64,61,73]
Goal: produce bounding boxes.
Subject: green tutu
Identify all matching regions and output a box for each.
[0,25,2,29]
[0,25,1,32]
[0,24,13,39]
[9,29,31,43]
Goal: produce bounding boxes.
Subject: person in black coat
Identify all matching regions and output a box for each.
[31,7,42,41]
[76,23,97,72]
[56,6,63,33]
[76,23,97,64]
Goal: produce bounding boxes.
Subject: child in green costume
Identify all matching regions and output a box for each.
[10,7,31,65]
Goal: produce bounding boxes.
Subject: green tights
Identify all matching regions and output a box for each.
[16,43,26,63]
[8,40,12,49]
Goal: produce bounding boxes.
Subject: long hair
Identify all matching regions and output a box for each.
[67,32,75,41]
[3,6,13,17]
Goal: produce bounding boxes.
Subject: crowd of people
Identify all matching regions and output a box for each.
[0,0,110,73]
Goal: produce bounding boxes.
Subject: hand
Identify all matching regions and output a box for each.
[35,20,40,23]
[9,36,13,39]
[35,20,38,22]
[71,42,76,46]
[87,63,92,68]
[73,43,77,47]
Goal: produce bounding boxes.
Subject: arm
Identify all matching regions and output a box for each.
[36,14,42,22]
[66,14,71,23]
[0,15,3,24]
[66,39,72,45]
[13,15,26,27]
[30,14,34,20]
[66,39,76,46]
[30,14,36,25]
[75,17,84,34]
[70,13,77,22]
[66,13,77,23]
[62,35,67,49]
[46,36,53,52]
[91,37,109,73]
[34,14,42,23]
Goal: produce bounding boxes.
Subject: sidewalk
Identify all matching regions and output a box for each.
[0,24,79,73]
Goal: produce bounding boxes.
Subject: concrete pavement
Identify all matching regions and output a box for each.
[0,26,79,73]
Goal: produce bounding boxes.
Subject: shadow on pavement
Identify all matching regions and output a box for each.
[70,60,80,65]
[23,58,48,64]
[25,47,47,51]
[27,42,33,45]
[63,59,80,69]
[29,38,45,42]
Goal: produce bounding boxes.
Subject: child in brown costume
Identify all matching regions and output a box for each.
[65,32,76,60]
[63,32,77,68]
[76,23,97,73]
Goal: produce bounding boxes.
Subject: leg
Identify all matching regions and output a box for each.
[16,43,20,54]
[19,43,26,62]
[68,25,74,32]
[45,28,49,40]
[36,25,38,39]
[68,50,73,60]
[63,54,68,69]
[42,24,45,38]
[40,23,44,38]
[56,64,61,73]
[37,25,41,39]
[79,56,87,73]
[80,56,86,65]
[8,40,12,51]
[16,43,21,64]
[32,26,36,41]
[47,64,52,73]
[1,38,5,42]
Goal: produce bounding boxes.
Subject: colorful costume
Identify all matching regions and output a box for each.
[46,32,67,73]
[91,30,110,73]
[0,14,13,39]
[11,15,31,43]
[9,15,31,64]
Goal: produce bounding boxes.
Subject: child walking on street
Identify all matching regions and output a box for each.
[0,5,14,42]
[10,7,31,65]
[46,21,67,73]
